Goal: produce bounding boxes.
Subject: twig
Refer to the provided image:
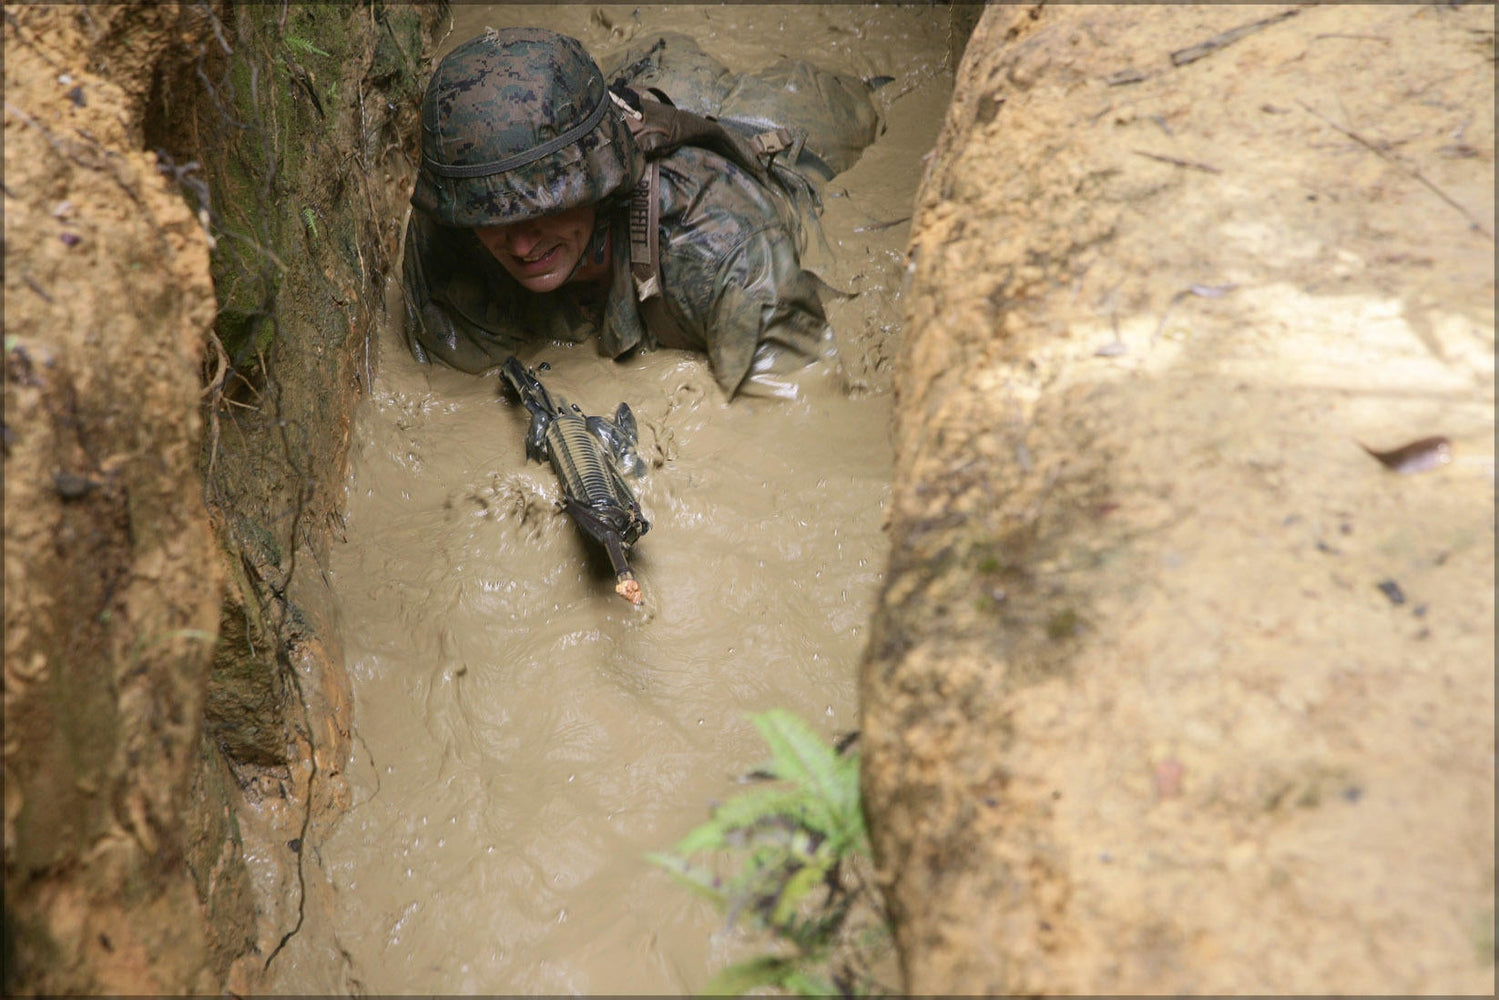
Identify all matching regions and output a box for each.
[299,521,332,589]
[1133,149,1222,174]
[201,328,229,400]
[1312,33,1391,45]
[23,275,54,303]
[196,0,233,56]
[1298,100,1494,240]
[6,101,68,152]
[1105,67,1149,87]
[1171,8,1302,67]
[206,406,222,482]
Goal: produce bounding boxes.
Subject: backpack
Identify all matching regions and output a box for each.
[608,86,802,349]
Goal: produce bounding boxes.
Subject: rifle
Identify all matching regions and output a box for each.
[499,356,651,604]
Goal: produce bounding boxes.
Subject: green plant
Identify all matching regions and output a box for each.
[284,35,331,59]
[648,710,894,996]
[299,205,319,242]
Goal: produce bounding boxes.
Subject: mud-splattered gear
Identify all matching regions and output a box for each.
[412,27,640,227]
[603,32,882,180]
[403,30,881,396]
[500,356,649,604]
[612,82,821,357]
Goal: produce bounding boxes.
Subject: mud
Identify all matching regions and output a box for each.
[864,3,1494,994]
[264,5,956,993]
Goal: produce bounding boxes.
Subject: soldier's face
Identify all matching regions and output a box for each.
[476,204,596,293]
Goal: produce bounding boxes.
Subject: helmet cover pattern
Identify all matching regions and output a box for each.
[413,27,640,228]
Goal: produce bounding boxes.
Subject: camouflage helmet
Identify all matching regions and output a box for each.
[412,27,639,228]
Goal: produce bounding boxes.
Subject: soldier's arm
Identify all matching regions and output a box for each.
[705,223,837,399]
[401,211,532,374]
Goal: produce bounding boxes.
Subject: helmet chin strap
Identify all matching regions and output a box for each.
[565,208,612,283]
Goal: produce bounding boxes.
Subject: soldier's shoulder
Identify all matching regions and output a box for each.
[656,146,781,240]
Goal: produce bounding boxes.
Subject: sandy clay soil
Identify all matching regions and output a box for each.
[863,3,1495,994]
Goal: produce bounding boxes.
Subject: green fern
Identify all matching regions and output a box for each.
[704,954,797,995]
[649,709,893,996]
[284,35,331,59]
[751,711,853,839]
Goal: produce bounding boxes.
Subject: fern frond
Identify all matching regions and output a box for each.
[752,710,846,834]
[671,818,730,856]
[771,856,834,927]
[705,955,796,995]
[285,35,331,58]
[650,709,890,995]
[643,851,725,906]
[784,968,841,997]
[833,751,868,845]
[702,782,811,838]
[752,710,839,790]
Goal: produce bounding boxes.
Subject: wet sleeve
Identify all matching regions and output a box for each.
[400,211,531,374]
[705,224,835,398]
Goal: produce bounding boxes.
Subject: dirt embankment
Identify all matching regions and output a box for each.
[4,3,432,991]
[4,5,221,991]
[864,3,1494,994]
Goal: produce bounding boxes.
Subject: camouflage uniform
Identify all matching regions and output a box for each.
[602,32,881,181]
[402,28,880,397]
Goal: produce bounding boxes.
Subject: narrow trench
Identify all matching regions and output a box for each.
[268,5,958,993]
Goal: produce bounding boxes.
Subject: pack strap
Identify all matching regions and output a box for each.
[620,86,799,351]
[629,159,692,349]
[750,127,796,158]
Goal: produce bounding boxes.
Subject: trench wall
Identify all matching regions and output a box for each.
[864,3,1494,994]
[3,3,436,991]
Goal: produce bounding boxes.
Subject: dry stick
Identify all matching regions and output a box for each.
[23,275,54,303]
[1171,7,1303,67]
[1298,100,1494,241]
[1106,67,1150,87]
[1312,33,1391,45]
[1133,149,1222,174]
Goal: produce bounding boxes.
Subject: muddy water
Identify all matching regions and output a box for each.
[269,5,954,994]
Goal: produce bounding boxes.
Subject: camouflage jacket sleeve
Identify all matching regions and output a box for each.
[401,210,590,373]
[654,147,833,397]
